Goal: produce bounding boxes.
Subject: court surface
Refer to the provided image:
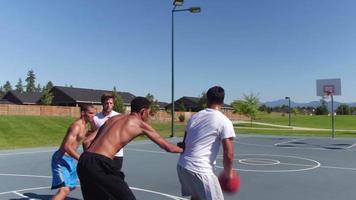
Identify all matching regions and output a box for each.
[1,135,356,200]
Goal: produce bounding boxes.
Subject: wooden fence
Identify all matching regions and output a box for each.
[0,104,247,121]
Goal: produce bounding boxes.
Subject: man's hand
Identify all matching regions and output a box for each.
[177,142,185,150]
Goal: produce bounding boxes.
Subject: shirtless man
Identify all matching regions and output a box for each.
[83,93,123,170]
[51,104,95,200]
[77,97,183,200]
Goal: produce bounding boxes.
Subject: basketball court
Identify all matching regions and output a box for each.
[1,135,356,200]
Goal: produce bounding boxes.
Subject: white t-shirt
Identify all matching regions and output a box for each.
[178,108,236,174]
[93,110,123,157]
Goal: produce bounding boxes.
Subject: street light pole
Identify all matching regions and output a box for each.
[285,97,291,127]
[170,0,201,137]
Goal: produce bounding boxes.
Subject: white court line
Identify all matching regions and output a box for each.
[12,191,36,199]
[235,140,356,151]
[0,173,51,178]
[346,142,356,149]
[0,185,188,200]
[0,186,50,195]
[0,149,55,156]
[130,187,188,200]
[274,138,305,146]
[319,165,356,171]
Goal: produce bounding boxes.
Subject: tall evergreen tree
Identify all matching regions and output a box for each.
[15,78,24,92]
[39,81,54,105]
[35,83,42,92]
[45,81,54,91]
[25,69,36,92]
[0,86,4,98]
[112,86,125,113]
[145,93,160,115]
[198,92,207,110]
[3,81,12,92]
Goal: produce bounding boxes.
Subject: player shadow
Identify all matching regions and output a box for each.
[9,192,81,200]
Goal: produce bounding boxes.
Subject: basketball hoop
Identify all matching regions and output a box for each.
[323,85,334,97]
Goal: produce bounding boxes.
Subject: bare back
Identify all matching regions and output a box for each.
[88,114,143,159]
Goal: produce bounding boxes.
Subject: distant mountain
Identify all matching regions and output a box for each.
[262,99,356,111]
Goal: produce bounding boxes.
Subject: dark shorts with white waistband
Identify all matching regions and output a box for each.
[77,151,135,200]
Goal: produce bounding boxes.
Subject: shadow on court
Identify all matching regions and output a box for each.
[9,192,81,200]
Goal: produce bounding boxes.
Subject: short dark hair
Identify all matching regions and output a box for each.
[101,93,115,103]
[207,86,225,105]
[80,104,94,112]
[131,97,151,113]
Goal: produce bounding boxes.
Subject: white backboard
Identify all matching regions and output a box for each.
[316,78,341,96]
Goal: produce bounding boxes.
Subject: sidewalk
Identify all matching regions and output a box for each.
[233,121,356,132]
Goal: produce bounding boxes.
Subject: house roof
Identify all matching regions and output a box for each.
[2,90,42,104]
[157,101,169,109]
[0,99,14,104]
[52,86,136,104]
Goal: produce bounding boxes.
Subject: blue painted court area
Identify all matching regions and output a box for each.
[1,135,356,200]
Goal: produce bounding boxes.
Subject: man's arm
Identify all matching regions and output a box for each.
[63,125,81,160]
[222,137,234,179]
[82,129,99,150]
[141,122,183,153]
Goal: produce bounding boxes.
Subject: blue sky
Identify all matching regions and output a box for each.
[0,0,355,104]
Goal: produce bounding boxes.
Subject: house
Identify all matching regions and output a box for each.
[50,86,136,111]
[1,90,42,105]
[157,101,169,111]
[166,96,234,112]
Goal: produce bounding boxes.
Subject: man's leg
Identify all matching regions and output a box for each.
[51,186,70,200]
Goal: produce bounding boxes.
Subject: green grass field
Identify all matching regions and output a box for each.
[0,116,186,150]
[1,114,356,149]
[253,112,356,129]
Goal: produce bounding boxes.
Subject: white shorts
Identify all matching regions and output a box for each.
[177,165,223,200]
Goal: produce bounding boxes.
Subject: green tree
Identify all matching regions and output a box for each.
[15,78,24,92]
[39,89,54,105]
[336,104,350,115]
[315,100,329,115]
[291,108,300,116]
[232,93,260,126]
[3,81,12,92]
[35,84,42,92]
[145,93,160,115]
[112,86,125,113]
[25,69,36,92]
[0,86,4,98]
[198,92,207,110]
[45,81,54,90]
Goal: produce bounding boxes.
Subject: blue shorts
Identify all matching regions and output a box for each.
[51,150,78,189]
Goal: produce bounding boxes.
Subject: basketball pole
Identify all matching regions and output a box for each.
[331,94,335,138]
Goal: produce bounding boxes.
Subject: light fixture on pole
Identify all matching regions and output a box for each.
[171,0,201,137]
[285,96,291,127]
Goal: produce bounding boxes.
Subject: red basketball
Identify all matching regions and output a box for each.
[218,171,240,193]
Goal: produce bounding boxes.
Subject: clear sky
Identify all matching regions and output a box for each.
[1,0,355,104]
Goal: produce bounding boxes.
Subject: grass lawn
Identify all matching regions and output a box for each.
[254,112,356,129]
[0,116,186,150]
[1,114,356,149]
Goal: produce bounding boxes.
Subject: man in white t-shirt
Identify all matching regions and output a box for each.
[83,93,123,170]
[177,86,236,200]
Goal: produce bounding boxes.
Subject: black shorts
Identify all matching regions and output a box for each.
[77,152,135,200]
[113,156,124,171]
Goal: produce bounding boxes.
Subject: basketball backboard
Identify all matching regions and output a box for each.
[316,78,341,96]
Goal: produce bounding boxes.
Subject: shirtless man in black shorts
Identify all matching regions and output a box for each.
[77,97,183,200]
